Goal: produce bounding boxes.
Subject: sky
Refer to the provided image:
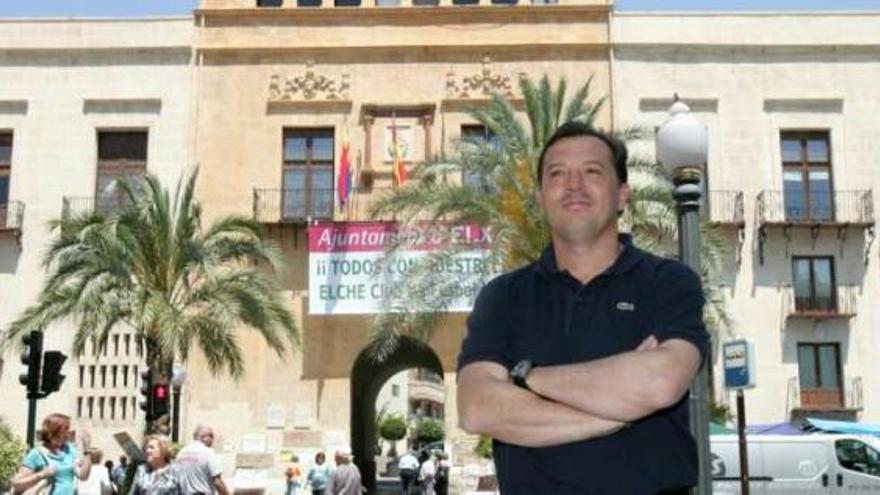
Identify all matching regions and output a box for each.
[0,0,876,17]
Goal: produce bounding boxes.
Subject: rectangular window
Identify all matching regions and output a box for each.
[79,366,85,388]
[77,397,83,418]
[121,397,127,420]
[257,0,283,5]
[96,130,147,211]
[124,334,131,355]
[412,0,438,4]
[798,343,842,408]
[298,0,322,5]
[111,365,118,388]
[98,397,105,420]
[100,366,107,388]
[375,0,400,5]
[0,133,12,227]
[781,131,833,222]
[87,397,94,419]
[460,125,499,193]
[89,365,96,388]
[453,0,479,4]
[122,365,129,387]
[282,128,334,221]
[335,0,361,4]
[392,384,400,397]
[113,335,119,356]
[109,397,116,420]
[792,256,837,313]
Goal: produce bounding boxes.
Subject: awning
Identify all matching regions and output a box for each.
[806,417,880,436]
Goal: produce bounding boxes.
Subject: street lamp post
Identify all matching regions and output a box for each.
[656,96,712,495]
[170,364,187,444]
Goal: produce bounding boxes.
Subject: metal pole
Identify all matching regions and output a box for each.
[736,390,750,495]
[172,385,181,443]
[674,168,713,495]
[26,397,37,449]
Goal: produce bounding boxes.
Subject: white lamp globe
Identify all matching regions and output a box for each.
[656,98,708,172]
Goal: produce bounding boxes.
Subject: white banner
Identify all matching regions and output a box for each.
[308,223,493,315]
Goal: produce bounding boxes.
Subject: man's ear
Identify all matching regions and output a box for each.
[617,183,631,216]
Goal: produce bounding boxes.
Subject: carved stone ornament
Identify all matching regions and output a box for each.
[446,57,523,99]
[269,61,351,102]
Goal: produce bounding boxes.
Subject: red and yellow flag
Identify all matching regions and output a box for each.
[391,114,406,187]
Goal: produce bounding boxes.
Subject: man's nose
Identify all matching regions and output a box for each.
[564,169,586,190]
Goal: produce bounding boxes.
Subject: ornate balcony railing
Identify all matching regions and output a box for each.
[253,188,334,224]
[756,190,874,226]
[784,285,857,320]
[787,376,863,413]
[707,190,744,226]
[0,200,24,231]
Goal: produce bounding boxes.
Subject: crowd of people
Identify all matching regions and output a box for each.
[9,413,365,495]
[397,450,449,495]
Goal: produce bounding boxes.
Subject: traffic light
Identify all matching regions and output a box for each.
[152,383,170,419]
[41,351,67,395]
[140,368,154,420]
[19,331,43,397]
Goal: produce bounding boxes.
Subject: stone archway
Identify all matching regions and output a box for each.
[351,336,444,495]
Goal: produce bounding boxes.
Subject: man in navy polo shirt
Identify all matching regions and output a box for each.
[457,121,709,494]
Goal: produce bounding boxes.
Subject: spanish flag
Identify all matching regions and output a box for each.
[391,114,406,187]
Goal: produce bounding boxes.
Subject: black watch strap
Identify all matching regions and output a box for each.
[510,360,534,391]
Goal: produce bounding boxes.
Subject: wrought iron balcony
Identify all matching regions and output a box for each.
[253,188,334,224]
[787,376,863,413]
[0,200,24,232]
[756,190,875,265]
[756,190,874,226]
[62,195,134,219]
[784,285,857,320]
[707,190,744,227]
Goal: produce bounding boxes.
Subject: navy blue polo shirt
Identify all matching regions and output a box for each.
[458,234,709,494]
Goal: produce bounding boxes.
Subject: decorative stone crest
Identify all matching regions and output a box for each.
[446,57,524,99]
[269,61,351,102]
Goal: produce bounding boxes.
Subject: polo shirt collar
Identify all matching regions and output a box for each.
[536,233,642,280]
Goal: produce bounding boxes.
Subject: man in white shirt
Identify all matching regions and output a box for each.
[174,425,229,495]
[397,451,419,494]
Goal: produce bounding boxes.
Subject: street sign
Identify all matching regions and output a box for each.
[723,338,755,390]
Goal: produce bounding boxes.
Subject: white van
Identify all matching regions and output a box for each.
[711,434,880,494]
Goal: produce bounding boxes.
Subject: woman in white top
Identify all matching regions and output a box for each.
[78,447,113,495]
[419,454,436,495]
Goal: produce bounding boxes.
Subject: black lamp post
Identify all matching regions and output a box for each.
[656,96,712,495]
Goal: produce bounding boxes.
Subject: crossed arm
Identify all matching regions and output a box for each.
[457,336,701,447]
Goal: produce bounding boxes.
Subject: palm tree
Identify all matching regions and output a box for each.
[4,171,298,431]
[367,74,730,360]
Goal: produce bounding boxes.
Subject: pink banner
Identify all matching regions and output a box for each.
[308,222,491,253]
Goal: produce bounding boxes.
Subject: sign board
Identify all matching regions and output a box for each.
[308,222,495,315]
[723,338,756,390]
[113,431,145,463]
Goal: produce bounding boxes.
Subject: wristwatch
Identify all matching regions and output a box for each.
[510,360,534,391]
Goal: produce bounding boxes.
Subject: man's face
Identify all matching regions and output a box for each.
[199,428,215,447]
[537,136,629,245]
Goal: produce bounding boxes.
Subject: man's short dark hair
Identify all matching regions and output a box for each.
[537,121,628,185]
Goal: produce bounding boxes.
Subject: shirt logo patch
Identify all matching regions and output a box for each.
[616,301,635,311]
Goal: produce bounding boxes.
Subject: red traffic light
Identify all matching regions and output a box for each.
[153,384,169,400]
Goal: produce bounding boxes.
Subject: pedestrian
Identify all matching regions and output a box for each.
[324,447,361,495]
[11,413,93,495]
[77,447,113,495]
[128,434,181,495]
[305,451,329,495]
[457,121,709,494]
[173,425,228,495]
[417,453,435,495]
[284,455,302,495]
[396,450,418,495]
[432,452,449,495]
[103,460,116,493]
[111,456,128,493]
